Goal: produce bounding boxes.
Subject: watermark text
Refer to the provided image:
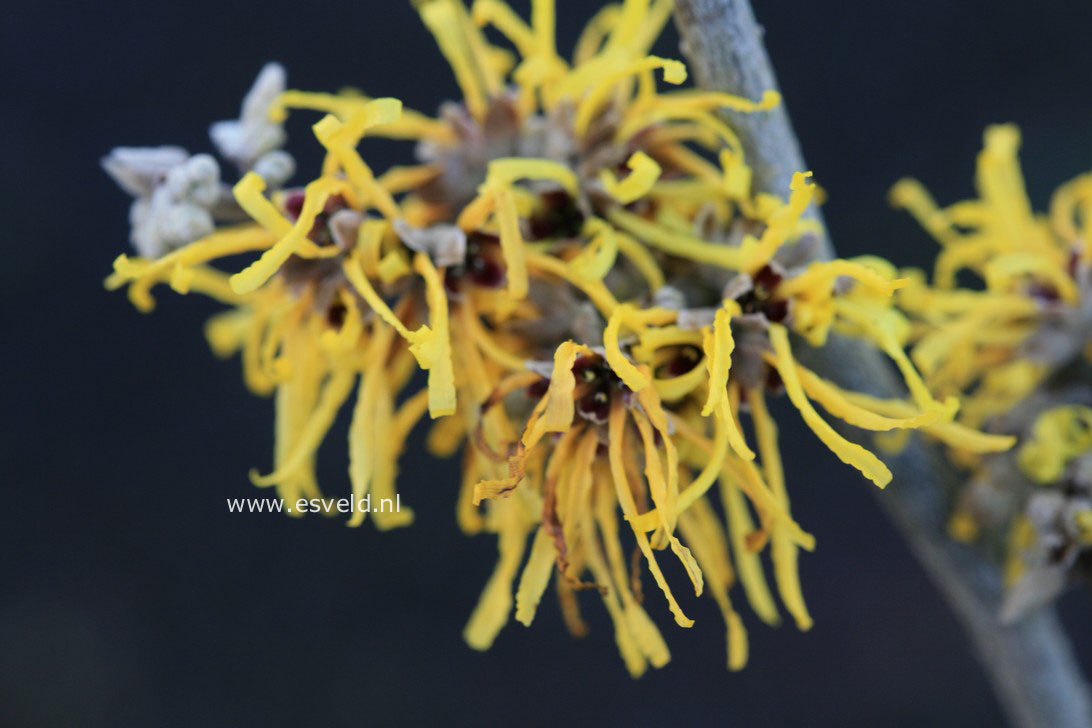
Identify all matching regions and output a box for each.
[226,494,401,515]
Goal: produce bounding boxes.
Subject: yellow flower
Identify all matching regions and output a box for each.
[105,0,1007,673]
[892,124,1090,439]
[892,125,1091,619]
[1018,405,1092,485]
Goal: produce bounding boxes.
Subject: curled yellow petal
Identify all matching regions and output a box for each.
[524,340,586,447]
[769,323,893,487]
[233,172,292,237]
[251,367,356,488]
[567,218,619,281]
[701,306,755,461]
[722,472,780,626]
[608,400,693,628]
[608,207,746,270]
[514,526,556,626]
[486,157,579,195]
[409,253,457,418]
[418,0,496,119]
[741,171,815,273]
[491,182,529,299]
[604,305,650,391]
[751,387,812,631]
[599,151,662,204]
[230,176,349,294]
[464,501,530,650]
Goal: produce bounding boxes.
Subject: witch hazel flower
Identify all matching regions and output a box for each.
[104,0,1005,673]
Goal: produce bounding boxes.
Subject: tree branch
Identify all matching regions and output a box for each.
[673,1,1092,726]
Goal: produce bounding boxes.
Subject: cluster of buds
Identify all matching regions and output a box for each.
[103,63,295,262]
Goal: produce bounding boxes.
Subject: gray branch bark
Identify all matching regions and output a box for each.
[673,1,1092,726]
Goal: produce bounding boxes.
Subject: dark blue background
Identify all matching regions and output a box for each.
[4,1,1092,725]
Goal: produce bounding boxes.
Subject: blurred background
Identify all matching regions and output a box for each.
[4,1,1091,725]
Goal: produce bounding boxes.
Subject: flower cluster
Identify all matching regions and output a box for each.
[105,0,1006,671]
[892,125,1092,619]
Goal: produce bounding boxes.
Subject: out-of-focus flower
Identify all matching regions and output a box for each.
[892,124,1091,620]
[105,0,1006,672]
